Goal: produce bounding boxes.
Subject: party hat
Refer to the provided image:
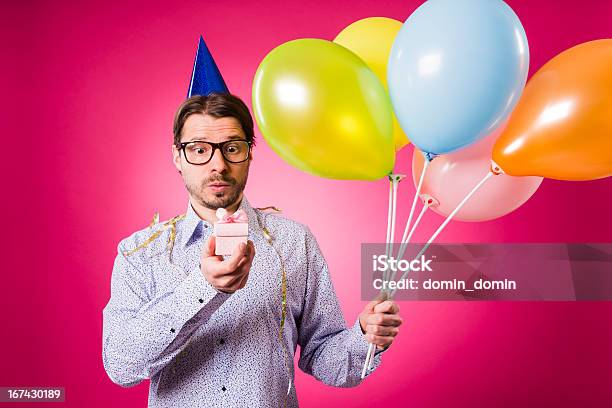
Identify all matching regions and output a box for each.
[187,35,229,98]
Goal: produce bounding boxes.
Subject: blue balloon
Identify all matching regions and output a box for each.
[388,0,529,156]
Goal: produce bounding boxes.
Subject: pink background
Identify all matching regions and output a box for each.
[5,0,612,406]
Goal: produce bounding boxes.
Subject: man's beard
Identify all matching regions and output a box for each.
[186,172,248,210]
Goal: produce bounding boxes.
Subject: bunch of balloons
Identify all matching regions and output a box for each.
[252,0,612,220]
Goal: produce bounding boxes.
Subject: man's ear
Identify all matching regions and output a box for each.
[171,144,182,173]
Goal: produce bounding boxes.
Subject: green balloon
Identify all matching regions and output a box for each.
[252,38,395,180]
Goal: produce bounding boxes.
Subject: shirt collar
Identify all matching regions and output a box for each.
[181,195,259,247]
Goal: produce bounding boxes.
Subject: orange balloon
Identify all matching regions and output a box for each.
[493,39,612,181]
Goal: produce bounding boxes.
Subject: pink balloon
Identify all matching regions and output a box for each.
[412,124,543,222]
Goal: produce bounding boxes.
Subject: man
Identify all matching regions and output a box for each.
[103,48,404,404]
[103,94,401,407]
[102,92,403,407]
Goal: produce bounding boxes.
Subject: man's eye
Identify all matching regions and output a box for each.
[190,145,210,155]
[224,142,242,154]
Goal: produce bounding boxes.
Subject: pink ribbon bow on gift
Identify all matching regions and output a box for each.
[215,208,248,224]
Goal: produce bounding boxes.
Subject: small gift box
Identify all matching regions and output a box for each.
[214,208,249,256]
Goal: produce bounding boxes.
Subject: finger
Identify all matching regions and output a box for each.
[365,324,400,337]
[231,241,255,271]
[236,267,251,289]
[234,252,251,271]
[201,237,223,268]
[364,333,394,348]
[240,240,254,262]
[235,252,255,276]
[219,273,245,290]
[231,259,253,290]
[224,242,248,271]
[366,313,403,327]
[241,240,250,257]
[373,300,400,314]
[364,290,390,313]
[244,241,256,264]
[363,299,380,314]
[204,235,216,258]
[237,241,255,264]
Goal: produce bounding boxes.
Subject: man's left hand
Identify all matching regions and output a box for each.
[358,298,402,351]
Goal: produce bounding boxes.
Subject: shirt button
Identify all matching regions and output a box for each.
[198,298,204,303]
[221,386,226,392]
[219,339,225,345]
[170,328,175,333]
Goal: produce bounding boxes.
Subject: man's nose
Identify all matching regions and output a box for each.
[208,147,228,172]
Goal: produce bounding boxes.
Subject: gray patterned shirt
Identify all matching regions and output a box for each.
[102,196,385,407]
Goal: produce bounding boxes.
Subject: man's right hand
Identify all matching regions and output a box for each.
[200,235,255,293]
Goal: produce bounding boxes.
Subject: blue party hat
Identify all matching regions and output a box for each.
[187,35,229,98]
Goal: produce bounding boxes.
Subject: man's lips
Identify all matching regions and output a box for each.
[208,182,231,192]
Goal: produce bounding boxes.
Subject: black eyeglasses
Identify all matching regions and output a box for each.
[178,140,252,165]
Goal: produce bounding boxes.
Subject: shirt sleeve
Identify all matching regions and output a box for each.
[296,227,388,387]
[102,241,231,387]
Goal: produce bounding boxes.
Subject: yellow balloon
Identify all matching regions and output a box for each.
[252,38,395,180]
[334,17,410,152]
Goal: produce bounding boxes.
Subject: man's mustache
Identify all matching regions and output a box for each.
[204,175,236,185]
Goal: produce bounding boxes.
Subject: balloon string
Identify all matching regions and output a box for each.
[382,176,401,291]
[384,180,393,268]
[391,204,430,284]
[362,344,375,379]
[380,157,428,296]
[362,174,402,379]
[389,171,494,299]
[397,158,429,261]
[370,204,431,372]
[390,178,400,268]
[387,178,400,287]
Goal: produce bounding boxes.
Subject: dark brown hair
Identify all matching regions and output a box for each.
[172,93,255,146]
